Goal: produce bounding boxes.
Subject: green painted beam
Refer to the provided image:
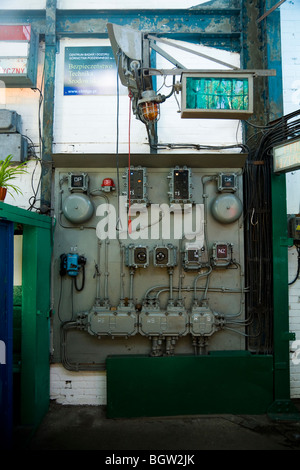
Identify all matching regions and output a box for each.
[0,6,242,52]
[265,1,298,418]
[21,224,52,427]
[106,353,274,418]
[0,202,52,229]
[0,204,53,429]
[260,1,298,419]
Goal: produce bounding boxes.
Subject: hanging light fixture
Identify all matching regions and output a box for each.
[138,90,160,123]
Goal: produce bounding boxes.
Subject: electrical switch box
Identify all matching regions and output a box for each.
[190,305,218,336]
[0,133,27,162]
[123,166,148,204]
[183,242,209,271]
[212,242,233,267]
[68,172,89,192]
[168,166,193,203]
[153,244,177,267]
[0,109,21,133]
[217,173,237,192]
[126,245,149,268]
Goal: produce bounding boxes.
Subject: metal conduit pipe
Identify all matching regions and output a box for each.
[153,285,248,301]
[193,266,212,304]
[129,268,135,303]
[198,336,208,355]
[95,240,102,302]
[201,175,216,250]
[144,284,169,300]
[168,268,174,303]
[119,244,125,302]
[104,239,109,304]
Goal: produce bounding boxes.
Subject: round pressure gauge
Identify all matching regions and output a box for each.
[62,193,94,224]
[211,193,243,224]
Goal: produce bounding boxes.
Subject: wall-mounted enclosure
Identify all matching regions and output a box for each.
[52,156,247,369]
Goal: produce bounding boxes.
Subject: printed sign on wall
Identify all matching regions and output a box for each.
[0,57,27,75]
[273,138,300,173]
[64,46,121,96]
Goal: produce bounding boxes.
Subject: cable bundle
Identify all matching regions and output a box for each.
[243,109,300,354]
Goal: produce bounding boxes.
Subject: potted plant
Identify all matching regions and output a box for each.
[0,154,28,202]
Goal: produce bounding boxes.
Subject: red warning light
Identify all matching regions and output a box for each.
[101,178,115,192]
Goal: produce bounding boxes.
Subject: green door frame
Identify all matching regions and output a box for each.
[0,202,53,430]
[263,1,298,419]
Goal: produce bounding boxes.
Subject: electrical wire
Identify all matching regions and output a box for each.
[74,266,85,292]
[243,108,300,354]
[151,142,249,153]
[28,62,45,212]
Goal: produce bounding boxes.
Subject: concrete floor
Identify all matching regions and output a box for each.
[13,400,300,451]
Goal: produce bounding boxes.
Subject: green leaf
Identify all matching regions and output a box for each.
[0,154,28,196]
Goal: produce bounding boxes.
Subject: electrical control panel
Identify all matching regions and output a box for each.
[168,166,193,203]
[217,173,237,192]
[68,172,89,192]
[53,164,245,366]
[183,242,209,271]
[211,242,233,267]
[123,166,148,204]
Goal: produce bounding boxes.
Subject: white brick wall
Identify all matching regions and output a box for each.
[50,364,107,405]
[53,37,242,155]
[1,44,45,210]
